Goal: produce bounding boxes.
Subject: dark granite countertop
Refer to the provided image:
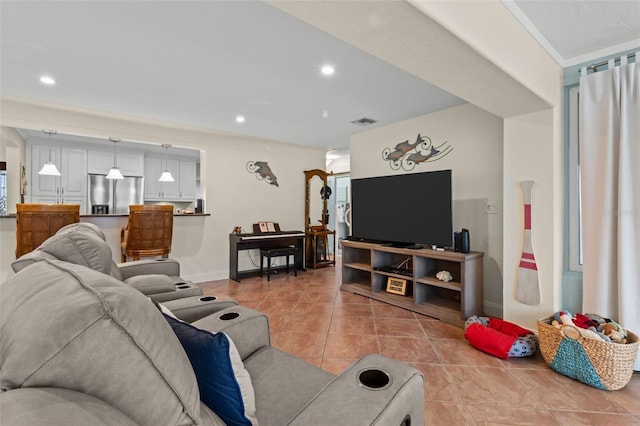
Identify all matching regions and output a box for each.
[1,213,210,219]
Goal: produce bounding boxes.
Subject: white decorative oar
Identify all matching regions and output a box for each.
[516,180,540,305]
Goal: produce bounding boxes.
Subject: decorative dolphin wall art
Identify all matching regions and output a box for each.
[382,133,453,171]
[247,161,279,187]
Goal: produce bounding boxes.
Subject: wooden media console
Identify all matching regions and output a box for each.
[340,240,484,327]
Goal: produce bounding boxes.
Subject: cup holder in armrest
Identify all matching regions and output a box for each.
[199,296,217,302]
[357,369,391,390]
[219,312,240,321]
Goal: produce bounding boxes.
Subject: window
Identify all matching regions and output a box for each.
[568,86,583,272]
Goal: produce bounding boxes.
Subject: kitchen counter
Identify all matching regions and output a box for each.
[82,213,210,218]
[1,213,210,219]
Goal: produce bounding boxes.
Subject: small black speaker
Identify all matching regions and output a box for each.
[460,228,470,253]
[454,229,470,253]
[196,199,204,214]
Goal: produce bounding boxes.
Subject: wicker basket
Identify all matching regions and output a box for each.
[537,316,639,390]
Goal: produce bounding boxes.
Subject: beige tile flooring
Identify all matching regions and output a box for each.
[198,260,640,425]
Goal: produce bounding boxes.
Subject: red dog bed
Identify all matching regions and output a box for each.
[464,315,538,359]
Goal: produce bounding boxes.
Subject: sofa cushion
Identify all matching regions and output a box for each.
[164,314,258,426]
[56,222,107,241]
[0,388,139,426]
[244,346,335,426]
[11,225,113,274]
[0,259,201,426]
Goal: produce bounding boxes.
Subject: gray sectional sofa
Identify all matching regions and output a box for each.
[0,258,425,425]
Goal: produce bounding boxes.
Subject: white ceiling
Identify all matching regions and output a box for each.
[506,0,640,67]
[1,1,639,152]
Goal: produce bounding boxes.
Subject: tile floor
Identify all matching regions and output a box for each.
[198,260,640,425]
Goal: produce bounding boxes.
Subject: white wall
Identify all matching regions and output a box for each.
[504,109,562,328]
[0,98,325,283]
[350,103,504,315]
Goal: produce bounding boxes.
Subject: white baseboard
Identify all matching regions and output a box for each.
[185,270,229,284]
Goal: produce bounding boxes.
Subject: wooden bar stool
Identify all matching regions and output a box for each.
[15,203,80,258]
[121,205,173,262]
[260,246,298,281]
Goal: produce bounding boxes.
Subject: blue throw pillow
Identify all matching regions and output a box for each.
[164,314,258,426]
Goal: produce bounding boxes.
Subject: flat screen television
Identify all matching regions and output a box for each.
[350,169,453,248]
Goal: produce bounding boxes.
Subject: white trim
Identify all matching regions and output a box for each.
[568,86,583,272]
[563,40,640,68]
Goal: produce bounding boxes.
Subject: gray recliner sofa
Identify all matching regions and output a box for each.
[0,259,425,426]
[11,222,204,302]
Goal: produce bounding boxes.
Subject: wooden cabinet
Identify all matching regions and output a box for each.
[30,143,87,200]
[144,156,196,201]
[87,149,144,177]
[341,240,484,327]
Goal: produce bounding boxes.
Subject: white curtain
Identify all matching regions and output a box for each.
[580,54,640,370]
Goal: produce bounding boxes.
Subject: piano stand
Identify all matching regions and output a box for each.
[229,231,305,282]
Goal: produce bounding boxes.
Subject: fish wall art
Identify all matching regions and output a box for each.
[246,161,279,187]
[382,133,453,171]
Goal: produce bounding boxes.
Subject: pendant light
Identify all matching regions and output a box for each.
[106,138,124,179]
[38,129,61,176]
[158,144,174,182]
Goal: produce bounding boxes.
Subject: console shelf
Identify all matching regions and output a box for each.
[340,240,484,327]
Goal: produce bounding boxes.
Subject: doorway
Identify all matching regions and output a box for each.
[327,173,350,256]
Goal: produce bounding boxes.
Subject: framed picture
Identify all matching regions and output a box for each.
[386,277,408,295]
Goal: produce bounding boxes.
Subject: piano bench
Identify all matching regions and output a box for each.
[260,246,298,281]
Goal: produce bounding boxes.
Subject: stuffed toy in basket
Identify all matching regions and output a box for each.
[537,312,639,390]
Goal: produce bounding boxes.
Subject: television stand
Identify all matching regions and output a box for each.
[381,242,423,250]
[340,240,484,328]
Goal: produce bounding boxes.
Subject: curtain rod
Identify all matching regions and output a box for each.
[584,52,636,72]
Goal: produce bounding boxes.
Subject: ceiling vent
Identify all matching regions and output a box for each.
[351,117,377,126]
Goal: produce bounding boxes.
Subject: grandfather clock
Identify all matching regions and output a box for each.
[304,169,335,268]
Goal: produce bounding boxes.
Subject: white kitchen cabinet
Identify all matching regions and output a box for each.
[144,156,196,201]
[179,160,196,200]
[31,144,87,198]
[88,149,144,177]
[30,195,87,215]
[161,159,181,199]
[143,156,163,200]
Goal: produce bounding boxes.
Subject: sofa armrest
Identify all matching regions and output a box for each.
[191,306,270,360]
[287,354,424,426]
[125,274,176,295]
[117,258,180,279]
[160,295,238,323]
[0,388,139,426]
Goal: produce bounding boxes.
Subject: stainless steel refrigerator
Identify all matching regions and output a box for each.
[88,174,144,215]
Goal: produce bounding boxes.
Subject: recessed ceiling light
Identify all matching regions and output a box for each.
[321,65,335,76]
[235,115,246,123]
[39,75,56,85]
